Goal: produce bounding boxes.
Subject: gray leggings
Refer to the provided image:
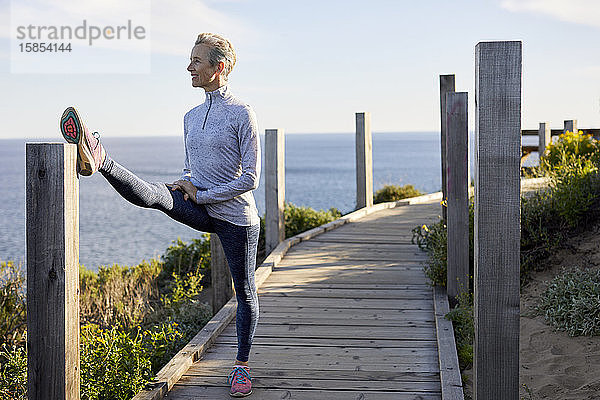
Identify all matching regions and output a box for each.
[100,156,259,362]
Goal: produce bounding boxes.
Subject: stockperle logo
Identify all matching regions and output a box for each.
[15,20,147,46]
[10,1,151,74]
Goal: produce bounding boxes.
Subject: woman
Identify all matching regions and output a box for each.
[60,32,260,398]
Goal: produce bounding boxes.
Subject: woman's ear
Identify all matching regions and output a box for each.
[216,61,225,76]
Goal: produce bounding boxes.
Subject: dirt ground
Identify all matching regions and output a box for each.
[463,223,600,400]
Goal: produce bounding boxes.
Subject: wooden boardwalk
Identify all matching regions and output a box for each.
[165,201,443,399]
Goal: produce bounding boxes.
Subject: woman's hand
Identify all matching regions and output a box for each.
[169,180,199,203]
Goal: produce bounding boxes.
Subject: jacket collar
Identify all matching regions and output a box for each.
[205,85,230,101]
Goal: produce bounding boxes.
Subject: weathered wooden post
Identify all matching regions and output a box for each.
[445,92,470,305]
[564,119,578,134]
[211,234,233,314]
[355,112,373,209]
[265,128,285,254]
[26,143,80,400]
[440,75,456,221]
[474,41,521,400]
[538,122,551,159]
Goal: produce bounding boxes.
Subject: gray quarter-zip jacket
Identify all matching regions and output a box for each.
[181,85,261,226]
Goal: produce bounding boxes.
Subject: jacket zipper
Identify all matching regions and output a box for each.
[203,93,212,129]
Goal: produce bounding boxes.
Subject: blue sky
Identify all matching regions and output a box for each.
[0,0,599,139]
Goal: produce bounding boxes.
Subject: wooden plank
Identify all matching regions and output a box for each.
[474,40,521,400]
[223,324,437,340]
[313,231,417,238]
[308,237,416,245]
[260,282,431,290]
[276,259,426,268]
[184,366,440,382]
[293,241,421,250]
[210,234,233,314]
[26,143,80,400]
[538,122,550,158]
[262,274,428,286]
[165,386,442,400]
[257,297,434,310]
[522,127,600,136]
[193,358,440,373]
[433,286,464,400]
[564,119,577,134]
[200,352,439,368]
[280,254,426,262]
[214,336,437,348]
[445,91,470,302]
[256,306,434,318]
[205,344,439,359]
[265,128,285,254]
[356,112,373,209]
[440,74,456,221]
[256,317,434,328]
[258,315,432,326]
[258,287,433,299]
[177,375,441,392]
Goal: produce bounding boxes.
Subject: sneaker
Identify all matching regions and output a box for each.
[60,107,106,176]
[228,365,252,397]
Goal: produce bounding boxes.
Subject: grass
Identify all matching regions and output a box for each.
[536,266,600,336]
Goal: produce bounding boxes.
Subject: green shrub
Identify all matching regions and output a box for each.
[0,344,26,400]
[521,155,600,281]
[536,267,600,336]
[412,201,474,289]
[445,291,474,370]
[541,130,600,171]
[0,234,213,398]
[284,203,342,238]
[551,154,599,228]
[146,272,211,362]
[412,219,447,286]
[374,184,423,204]
[0,262,26,347]
[79,260,162,330]
[161,234,211,284]
[0,320,191,400]
[80,323,155,400]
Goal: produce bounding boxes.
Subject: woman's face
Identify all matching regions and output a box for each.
[187,44,220,91]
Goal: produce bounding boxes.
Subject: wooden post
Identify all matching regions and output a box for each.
[564,119,578,134]
[538,122,550,159]
[26,143,80,400]
[474,41,521,400]
[355,112,373,209]
[211,234,233,314]
[440,75,456,221]
[265,128,285,254]
[445,92,470,305]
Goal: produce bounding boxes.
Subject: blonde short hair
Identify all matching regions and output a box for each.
[195,33,236,78]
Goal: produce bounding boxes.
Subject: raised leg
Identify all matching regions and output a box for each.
[100,156,215,233]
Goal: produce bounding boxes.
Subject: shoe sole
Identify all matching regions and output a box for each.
[60,107,82,144]
[60,106,96,176]
[230,390,252,397]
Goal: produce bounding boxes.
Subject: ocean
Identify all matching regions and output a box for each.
[1,132,535,270]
